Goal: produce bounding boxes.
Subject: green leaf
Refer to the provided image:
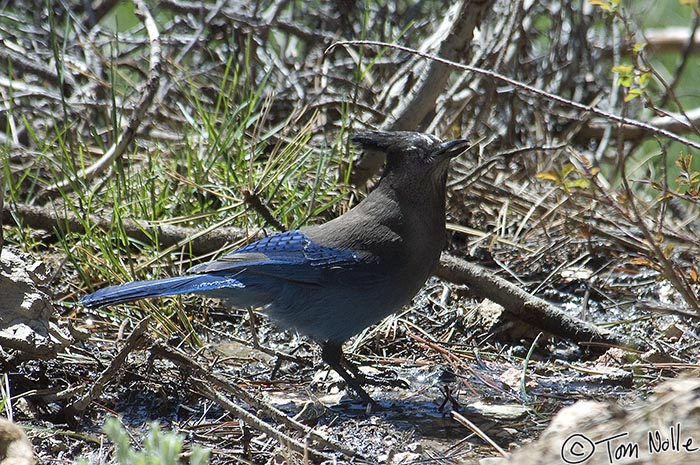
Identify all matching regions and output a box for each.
[632,42,647,53]
[612,64,634,75]
[638,72,651,87]
[564,178,591,189]
[590,0,613,11]
[561,163,577,178]
[624,88,643,101]
[617,75,634,87]
[535,170,561,182]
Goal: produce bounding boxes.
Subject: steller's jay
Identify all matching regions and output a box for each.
[80,130,469,407]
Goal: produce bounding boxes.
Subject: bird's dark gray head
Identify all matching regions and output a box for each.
[350,130,469,183]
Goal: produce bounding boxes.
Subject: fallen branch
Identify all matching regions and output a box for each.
[192,379,333,462]
[2,202,249,257]
[437,253,647,351]
[7,200,646,350]
[384,0,489,131]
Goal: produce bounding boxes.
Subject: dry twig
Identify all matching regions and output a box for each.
[63,316,151,423]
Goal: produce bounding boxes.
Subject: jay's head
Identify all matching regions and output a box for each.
[350,131,469,189]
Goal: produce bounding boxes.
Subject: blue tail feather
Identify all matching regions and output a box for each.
[80,274,245,308]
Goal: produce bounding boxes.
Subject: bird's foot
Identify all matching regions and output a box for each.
[331,375,382,411]
[321,342,409,411]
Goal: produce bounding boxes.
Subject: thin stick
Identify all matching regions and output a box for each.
[191,378,333,462]
[451,410,509,457]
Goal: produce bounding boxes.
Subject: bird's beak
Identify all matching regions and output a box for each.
[437,139,470,158]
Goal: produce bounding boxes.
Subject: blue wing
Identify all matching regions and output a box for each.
[187,230,371,285]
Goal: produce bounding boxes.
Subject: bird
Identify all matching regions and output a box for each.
[80,130,470,407]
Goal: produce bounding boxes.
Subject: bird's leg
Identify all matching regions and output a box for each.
[320,342,379,409]
[246,307,261,349]
[337,352,407,388]
[334,349,409,390]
